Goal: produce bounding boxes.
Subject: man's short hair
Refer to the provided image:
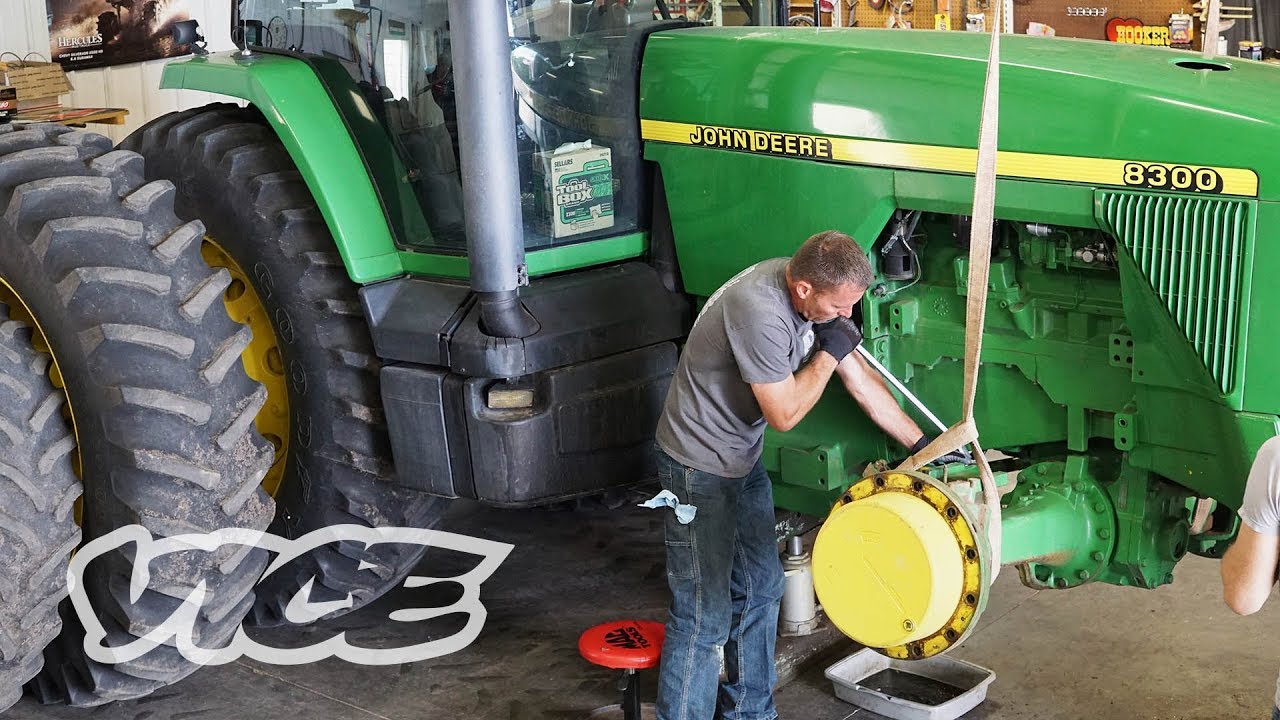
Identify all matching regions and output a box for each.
[789,230,873,292]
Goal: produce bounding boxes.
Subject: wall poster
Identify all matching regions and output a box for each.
[45,0,193,71]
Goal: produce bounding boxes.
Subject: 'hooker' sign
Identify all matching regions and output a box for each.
[1106,17,1172,46]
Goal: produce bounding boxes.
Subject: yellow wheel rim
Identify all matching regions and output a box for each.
[201,237,290,498]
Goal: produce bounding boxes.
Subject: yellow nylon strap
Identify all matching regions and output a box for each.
[896,419,978,471]
[1202,0,1223,60]
[894,3,1004,578]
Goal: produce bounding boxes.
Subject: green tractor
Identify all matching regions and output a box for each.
[0,0,1275,707]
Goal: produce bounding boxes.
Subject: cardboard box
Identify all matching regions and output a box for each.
[534,141,615,239]
[0,57,72,111]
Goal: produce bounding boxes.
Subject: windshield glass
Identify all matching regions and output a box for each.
[233,1,767,255]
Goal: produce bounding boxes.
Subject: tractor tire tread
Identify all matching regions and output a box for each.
[0,125,275,706]
[0,304,80,712]
[122,104,446,627]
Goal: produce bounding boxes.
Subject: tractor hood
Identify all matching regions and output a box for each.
[640,28,1278,200]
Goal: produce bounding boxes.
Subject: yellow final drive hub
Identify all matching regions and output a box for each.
[813,471,989,660]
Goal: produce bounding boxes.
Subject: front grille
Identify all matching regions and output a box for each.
[1098,191,1249,394]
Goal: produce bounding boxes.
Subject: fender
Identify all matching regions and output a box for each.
[162,51,405,283]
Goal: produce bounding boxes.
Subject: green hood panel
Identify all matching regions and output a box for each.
[640,28,1274,199]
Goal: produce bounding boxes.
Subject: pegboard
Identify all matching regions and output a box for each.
[782,0,987,30]
[838,0,1197,41]
[1011,0,1190,41]
[848,0,994,31]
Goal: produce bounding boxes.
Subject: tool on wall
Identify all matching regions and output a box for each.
[1193,0,1252,38]
[1192,0,1253,22]
[935,0,951,29]
[885,0,913,28]
[1169,11,1195,48]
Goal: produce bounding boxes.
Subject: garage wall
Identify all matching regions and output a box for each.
[2,0,239,143]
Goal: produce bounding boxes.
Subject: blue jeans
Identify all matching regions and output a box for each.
[655,448,785,720]
[1272,706,1279,720]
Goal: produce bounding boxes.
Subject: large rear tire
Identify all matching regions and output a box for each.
[122,104,446,627]
[0,304,80,711]
[0,124,275,706]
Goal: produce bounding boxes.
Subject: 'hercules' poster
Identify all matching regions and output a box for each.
[46,0,192,71]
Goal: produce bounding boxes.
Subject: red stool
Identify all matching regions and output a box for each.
[578,619,665,720]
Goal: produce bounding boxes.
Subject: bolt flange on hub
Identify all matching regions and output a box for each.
[813,470,992,660]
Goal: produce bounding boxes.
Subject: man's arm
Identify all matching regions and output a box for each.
[1220,438,1280,615]
[751,352,838,433]
[834,352,924,448]
[1221,524,1280,615]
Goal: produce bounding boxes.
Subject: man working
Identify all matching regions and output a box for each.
[1221,436,1280,719]
[653,229,941,720]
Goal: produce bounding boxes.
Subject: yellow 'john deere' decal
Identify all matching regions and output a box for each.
[641,119,1260,198]
[686,125,835,160]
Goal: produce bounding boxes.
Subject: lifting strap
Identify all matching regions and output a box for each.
[1201,0,1223,59]
[894,3,1004,579]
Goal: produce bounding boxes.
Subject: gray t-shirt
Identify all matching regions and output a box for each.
[1237,436,1280,709]
[655,258,814,477]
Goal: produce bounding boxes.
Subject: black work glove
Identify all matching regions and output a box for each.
[814,317,862,363]
[910,434,972,466]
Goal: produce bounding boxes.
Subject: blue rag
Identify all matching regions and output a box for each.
[638,489,697,524]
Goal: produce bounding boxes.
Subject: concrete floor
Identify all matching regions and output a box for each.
[779,552,1280,720]
[10,497,1280,719]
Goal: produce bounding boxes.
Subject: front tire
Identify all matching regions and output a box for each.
[0,304,80,711]
[0,123,275,706]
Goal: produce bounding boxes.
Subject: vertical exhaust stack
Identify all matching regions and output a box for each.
[448,0,540,339]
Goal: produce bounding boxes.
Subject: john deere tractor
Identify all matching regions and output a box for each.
[1,0,1276,707]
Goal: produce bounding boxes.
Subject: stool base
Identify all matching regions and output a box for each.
[586,703,657,720]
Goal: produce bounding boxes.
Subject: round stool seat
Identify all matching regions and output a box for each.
[578,620,664,670]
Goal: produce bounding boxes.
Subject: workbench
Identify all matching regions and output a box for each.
[11,106,128,127]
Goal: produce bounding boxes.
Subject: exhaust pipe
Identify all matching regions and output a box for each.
[447,0,540,339]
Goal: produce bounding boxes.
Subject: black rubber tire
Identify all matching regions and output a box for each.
[0,304,81,711]
[0,123,275,706]
[122,104,447,627]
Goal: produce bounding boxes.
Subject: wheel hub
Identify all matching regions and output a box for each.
[813,470,991,659]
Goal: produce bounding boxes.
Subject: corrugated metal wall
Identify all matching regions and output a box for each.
[2,0,238,143]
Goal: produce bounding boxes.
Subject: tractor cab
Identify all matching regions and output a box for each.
[211,0,745,507]
[231,0,732,257]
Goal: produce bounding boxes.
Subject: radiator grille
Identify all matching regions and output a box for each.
[1098,192,1248,394]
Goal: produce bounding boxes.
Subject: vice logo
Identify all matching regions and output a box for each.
[67,525,514,666]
